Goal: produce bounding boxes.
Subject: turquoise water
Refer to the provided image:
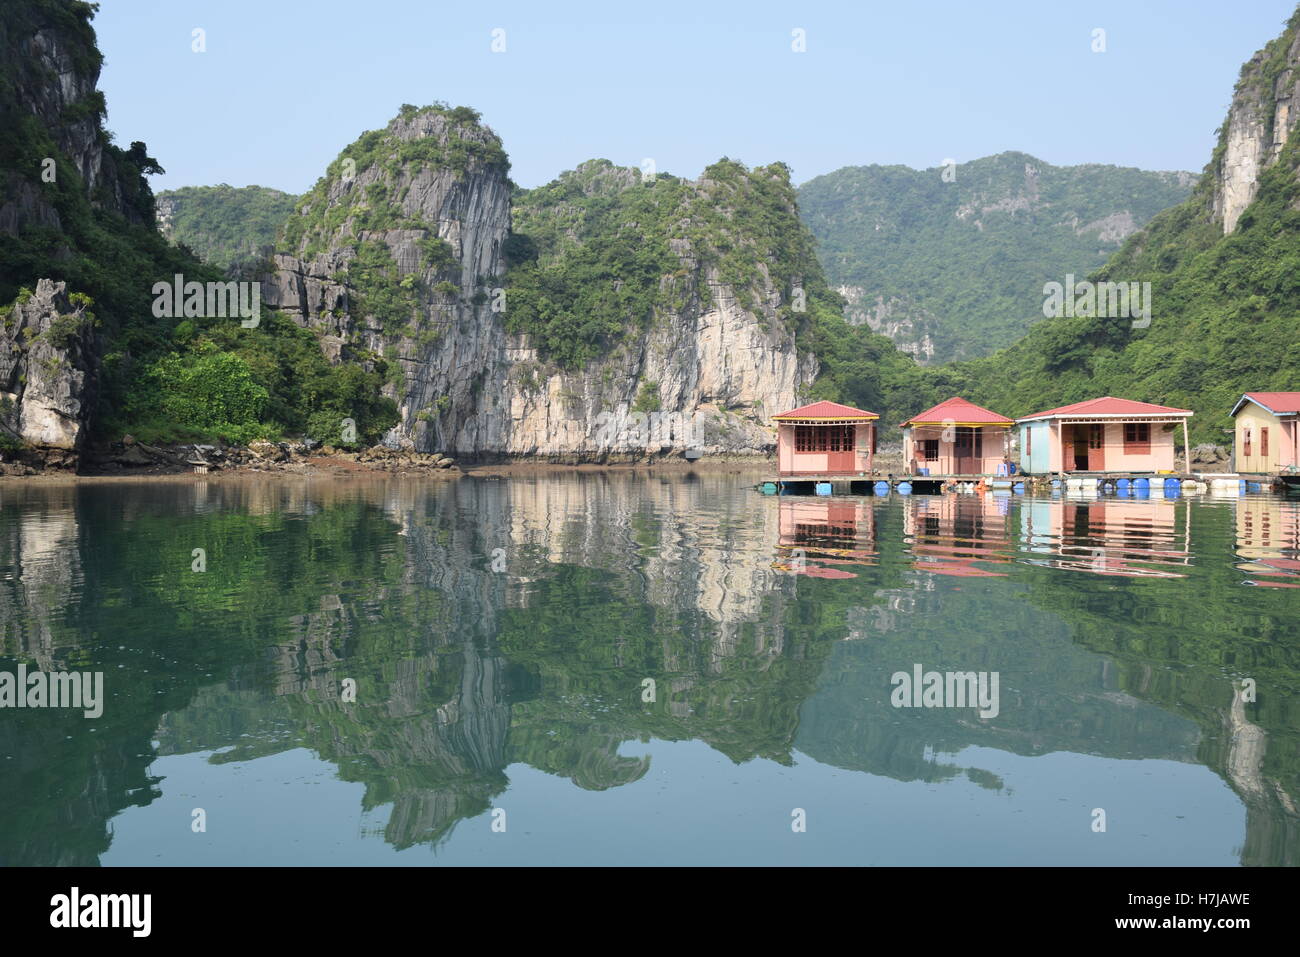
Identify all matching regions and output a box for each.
[1,473,1297,865]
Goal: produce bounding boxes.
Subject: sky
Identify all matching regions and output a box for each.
[91,0,1299,194]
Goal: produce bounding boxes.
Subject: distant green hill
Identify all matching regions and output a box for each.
[948,9,1300,445]
[798,154,1192,364]
[155,184,299,271]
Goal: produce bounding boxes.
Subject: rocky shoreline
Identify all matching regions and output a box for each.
[0,437,462,478]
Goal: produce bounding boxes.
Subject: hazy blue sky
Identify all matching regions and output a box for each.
[92,0,1298,193]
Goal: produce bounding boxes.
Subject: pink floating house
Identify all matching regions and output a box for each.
[900,397,1015,476]
[1015,397,1193,474]
[772,400,878,476]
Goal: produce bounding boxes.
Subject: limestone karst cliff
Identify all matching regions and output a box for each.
[265,109,826,460]
[1213,13,1300,233]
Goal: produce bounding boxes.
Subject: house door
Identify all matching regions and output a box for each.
[1070,426,1089,470]
[826,424,855,472]
[1086,423,1105,471]
[955,427,982,474]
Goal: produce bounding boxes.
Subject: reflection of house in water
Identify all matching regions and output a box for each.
[903,494,1012,577]
[772,499,876,578]
[1235,496,1300,587]
[1019,498,1191,577]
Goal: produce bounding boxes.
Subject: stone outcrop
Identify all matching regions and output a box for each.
[266,114,815,462]
[0,279,100,458]
[1212,19,1300,233]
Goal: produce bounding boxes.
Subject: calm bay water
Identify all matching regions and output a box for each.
[1,471,1297,866]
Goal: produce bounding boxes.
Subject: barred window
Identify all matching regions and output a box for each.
[794,424,854,452]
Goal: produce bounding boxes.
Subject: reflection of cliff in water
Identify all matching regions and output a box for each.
[1,474,853,859]
[2,479,1296,864]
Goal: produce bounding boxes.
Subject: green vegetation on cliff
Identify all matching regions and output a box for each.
[504,158,939,423]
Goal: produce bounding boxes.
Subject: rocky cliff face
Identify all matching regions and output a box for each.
[0,279,100,460]
[266,112,816,460]
[0,1,151,239]
[836,286,938,362]
[1212,16,1300,233]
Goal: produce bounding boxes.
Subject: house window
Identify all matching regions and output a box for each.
[794,424,852,453]
[1244,428,1252,457]
[1123,422,1151,453]
[922,439,939,461]
[1262,427,1269,457]
[1088,424,1104,449]
[827,425,852,452]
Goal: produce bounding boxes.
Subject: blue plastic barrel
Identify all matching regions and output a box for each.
[1163,477,1181,496]
[897,482,913,495]
[874,481,889,496]
[1134,477,1150,493]
[760,482,778,495]
[815,482,832,496]
[1012,482,1024,493]
[1117,478,1130,492]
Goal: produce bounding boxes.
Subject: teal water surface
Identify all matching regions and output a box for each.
[1,472,1297,865]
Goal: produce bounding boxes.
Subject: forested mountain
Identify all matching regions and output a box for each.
[948,8,1300,444]
[155,185,298,271]
[798,154,1193,364]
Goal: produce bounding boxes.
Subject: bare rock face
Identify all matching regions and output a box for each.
[836,285,938,364]
[1213,24,1300,233]
[0,279,101,453]
[268,112,816,462]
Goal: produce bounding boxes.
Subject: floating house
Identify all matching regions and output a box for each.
[900,397,1014,476]
[1230,392,1300,474]
[772,400,878,477]
[1015,397,1192,475]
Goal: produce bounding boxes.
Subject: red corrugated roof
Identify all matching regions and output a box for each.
[1238,392,1300,415]
[1018,396,1193,421]
[773,400,878,420]
[901,397,1013,427]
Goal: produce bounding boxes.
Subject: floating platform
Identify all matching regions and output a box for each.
[763,474,1026,496]
[760,470,1290,497]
